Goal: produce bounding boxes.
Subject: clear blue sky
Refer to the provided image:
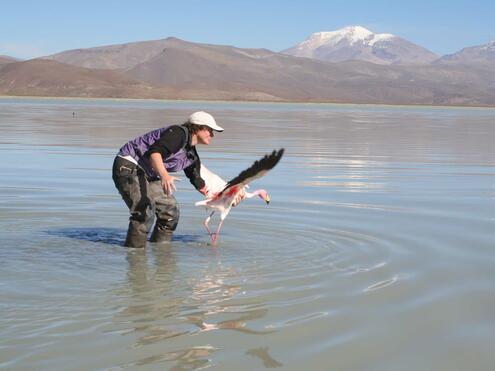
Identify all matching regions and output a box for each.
[1,0,494,59]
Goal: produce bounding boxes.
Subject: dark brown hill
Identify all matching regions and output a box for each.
[0,55,19,65]
[43,37,198,70]
[0,59,174,98]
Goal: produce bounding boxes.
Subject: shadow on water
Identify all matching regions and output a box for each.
[45,228,202,246]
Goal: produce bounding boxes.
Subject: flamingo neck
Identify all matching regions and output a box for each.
[245,189,266,199]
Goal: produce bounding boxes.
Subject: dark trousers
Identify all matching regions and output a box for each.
[112,156,179,248]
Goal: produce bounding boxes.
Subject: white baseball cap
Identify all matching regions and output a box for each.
[188,111,224,132]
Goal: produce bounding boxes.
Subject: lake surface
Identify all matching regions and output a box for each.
[1,97,494,370]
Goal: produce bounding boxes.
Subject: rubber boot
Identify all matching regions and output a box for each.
[149,225,173,243]
[124,227,148,248]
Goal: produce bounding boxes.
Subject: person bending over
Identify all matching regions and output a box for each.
[112,111,224,248]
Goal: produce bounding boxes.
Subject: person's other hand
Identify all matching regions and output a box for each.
[161,174,180,195]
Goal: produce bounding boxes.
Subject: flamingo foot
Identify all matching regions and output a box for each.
[210,233,218,246]
[210,220,223,246]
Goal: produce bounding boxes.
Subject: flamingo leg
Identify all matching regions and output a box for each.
[204,211,215,237]
[211,218,225,245]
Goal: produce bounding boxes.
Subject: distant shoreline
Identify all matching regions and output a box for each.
[1,94,495,110]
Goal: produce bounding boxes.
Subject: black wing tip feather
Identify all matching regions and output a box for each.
[223,148,285,191]
[262,148,284,171]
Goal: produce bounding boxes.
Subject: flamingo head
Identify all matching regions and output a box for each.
[256,189,270,204]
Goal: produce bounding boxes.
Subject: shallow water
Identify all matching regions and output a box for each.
[1,97,494,370]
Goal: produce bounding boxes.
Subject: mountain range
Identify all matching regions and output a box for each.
[0,26,494,106]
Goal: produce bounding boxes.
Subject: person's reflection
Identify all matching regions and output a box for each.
[120,246,230,369]
[121,246,187,345]
[125,248,149,296]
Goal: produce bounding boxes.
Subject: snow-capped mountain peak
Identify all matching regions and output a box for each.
[480,40,495,51]
[282,25,437,65]
[368,32,396,46]
[313,26,374,43]
[295,26,395,51]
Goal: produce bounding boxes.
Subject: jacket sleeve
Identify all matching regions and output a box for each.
[184,150,206,193]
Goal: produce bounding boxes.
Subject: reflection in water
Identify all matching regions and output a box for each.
[186,268,274,335]
[246,347,283,368]
[364,275,399,292]
[120,246,188,345]
[118,246,213,369]
[187,308,274,334]
[117,245,274,368]
[301,180,388,192]
[121,345,218,370]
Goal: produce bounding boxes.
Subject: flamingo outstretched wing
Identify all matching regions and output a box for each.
[218,149,284,198]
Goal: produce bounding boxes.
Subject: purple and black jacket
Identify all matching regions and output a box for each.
[117,125,205,190]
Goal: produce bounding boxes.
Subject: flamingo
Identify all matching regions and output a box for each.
[195,149,284,245]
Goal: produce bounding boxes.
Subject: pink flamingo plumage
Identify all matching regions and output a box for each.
[195,149,284,245]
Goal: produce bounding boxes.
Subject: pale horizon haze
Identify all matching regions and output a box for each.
[1,0,494,59]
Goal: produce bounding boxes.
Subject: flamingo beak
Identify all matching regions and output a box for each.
[265,195,270,204]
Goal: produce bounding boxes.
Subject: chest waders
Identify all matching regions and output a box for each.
[113,126,194,248]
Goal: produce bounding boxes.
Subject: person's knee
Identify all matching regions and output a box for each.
[130,205,153,221]
[164,204,180,231]
[145,208,155,230]
[128,205,155,235]
[156,199,180,231]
